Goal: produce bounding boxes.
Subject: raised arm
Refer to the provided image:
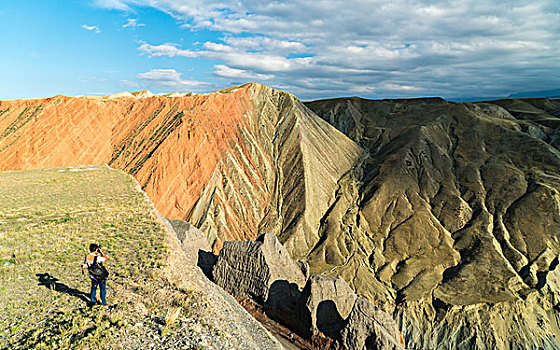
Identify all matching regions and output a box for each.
[98,247,109,261]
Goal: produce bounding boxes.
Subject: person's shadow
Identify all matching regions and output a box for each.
[36,273,90,304]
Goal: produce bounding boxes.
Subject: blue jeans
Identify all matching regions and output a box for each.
[90,279,107,305]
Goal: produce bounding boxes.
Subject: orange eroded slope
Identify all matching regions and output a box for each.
[0,84,362,253]
[108,89,260,231]
[0,96,122,169]
[0,88,258,244]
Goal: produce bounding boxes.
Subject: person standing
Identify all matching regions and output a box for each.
[82,243,109,306]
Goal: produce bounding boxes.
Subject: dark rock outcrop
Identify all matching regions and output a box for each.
[210,233,404,349]
[340,298,403,350]
[212,233,308,305]
[298,274,356,339]
[165,219,217,275]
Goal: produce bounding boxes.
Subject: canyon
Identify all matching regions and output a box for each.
[1,83,559,349]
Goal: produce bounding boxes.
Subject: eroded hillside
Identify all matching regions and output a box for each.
[306,97,560,348]
[0,165,281,349]
[0,84,361,258]
[1,85,559,348]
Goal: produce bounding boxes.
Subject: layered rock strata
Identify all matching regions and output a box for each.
[306,97,560,348]
[0,84,362,257]
[210,233,404,350]
[212,233,308,305]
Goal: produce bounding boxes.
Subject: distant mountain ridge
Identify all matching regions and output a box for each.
[448,88,560,102]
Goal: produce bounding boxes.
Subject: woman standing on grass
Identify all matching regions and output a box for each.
[82,243,109,306]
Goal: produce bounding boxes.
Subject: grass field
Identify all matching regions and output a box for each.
[0,165,193,349]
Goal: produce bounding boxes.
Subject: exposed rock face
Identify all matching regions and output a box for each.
[306,97,560,348]
[1,85,560,348]
[166,219,212,267]
[340,298,403,350]
[211,233,404,350]
[212,233,308,305]
[299,275,357,338]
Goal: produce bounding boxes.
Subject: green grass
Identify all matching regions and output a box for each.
[0,165,193,349]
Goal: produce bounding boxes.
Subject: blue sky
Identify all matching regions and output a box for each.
[1,0,559,100]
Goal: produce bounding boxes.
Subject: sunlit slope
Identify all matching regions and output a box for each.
[0,165,169,348]
[306,97,560,349]
[0,84,363,258]
[0,165,281,350]
[2,83,560,348]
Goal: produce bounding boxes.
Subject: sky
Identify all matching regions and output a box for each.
[0,0,559,100]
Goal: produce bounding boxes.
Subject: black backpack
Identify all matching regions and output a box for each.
[88,255,109,280]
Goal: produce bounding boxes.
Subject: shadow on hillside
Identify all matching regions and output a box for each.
[197,250,217,279]
[36,273,90,304]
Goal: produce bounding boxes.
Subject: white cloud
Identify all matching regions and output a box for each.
[138,43,197,57]
[138,43,314,72]
[93,0,132,11]
[383,83,422,91]
[202,42,233,52]
[213,65,274,80]
[222,36,307,54]
[81,25,101,34]
[132,69,211,91]
[123,18,145,28]
[99,0,560,98]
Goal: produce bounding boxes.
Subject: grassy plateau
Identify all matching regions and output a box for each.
[0,165,194,349]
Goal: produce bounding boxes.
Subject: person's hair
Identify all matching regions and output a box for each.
[89,243,99,252]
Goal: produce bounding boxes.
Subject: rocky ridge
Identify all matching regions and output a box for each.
[210,233,404,350]
[157,217,284,350]
[306,97,560,348]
